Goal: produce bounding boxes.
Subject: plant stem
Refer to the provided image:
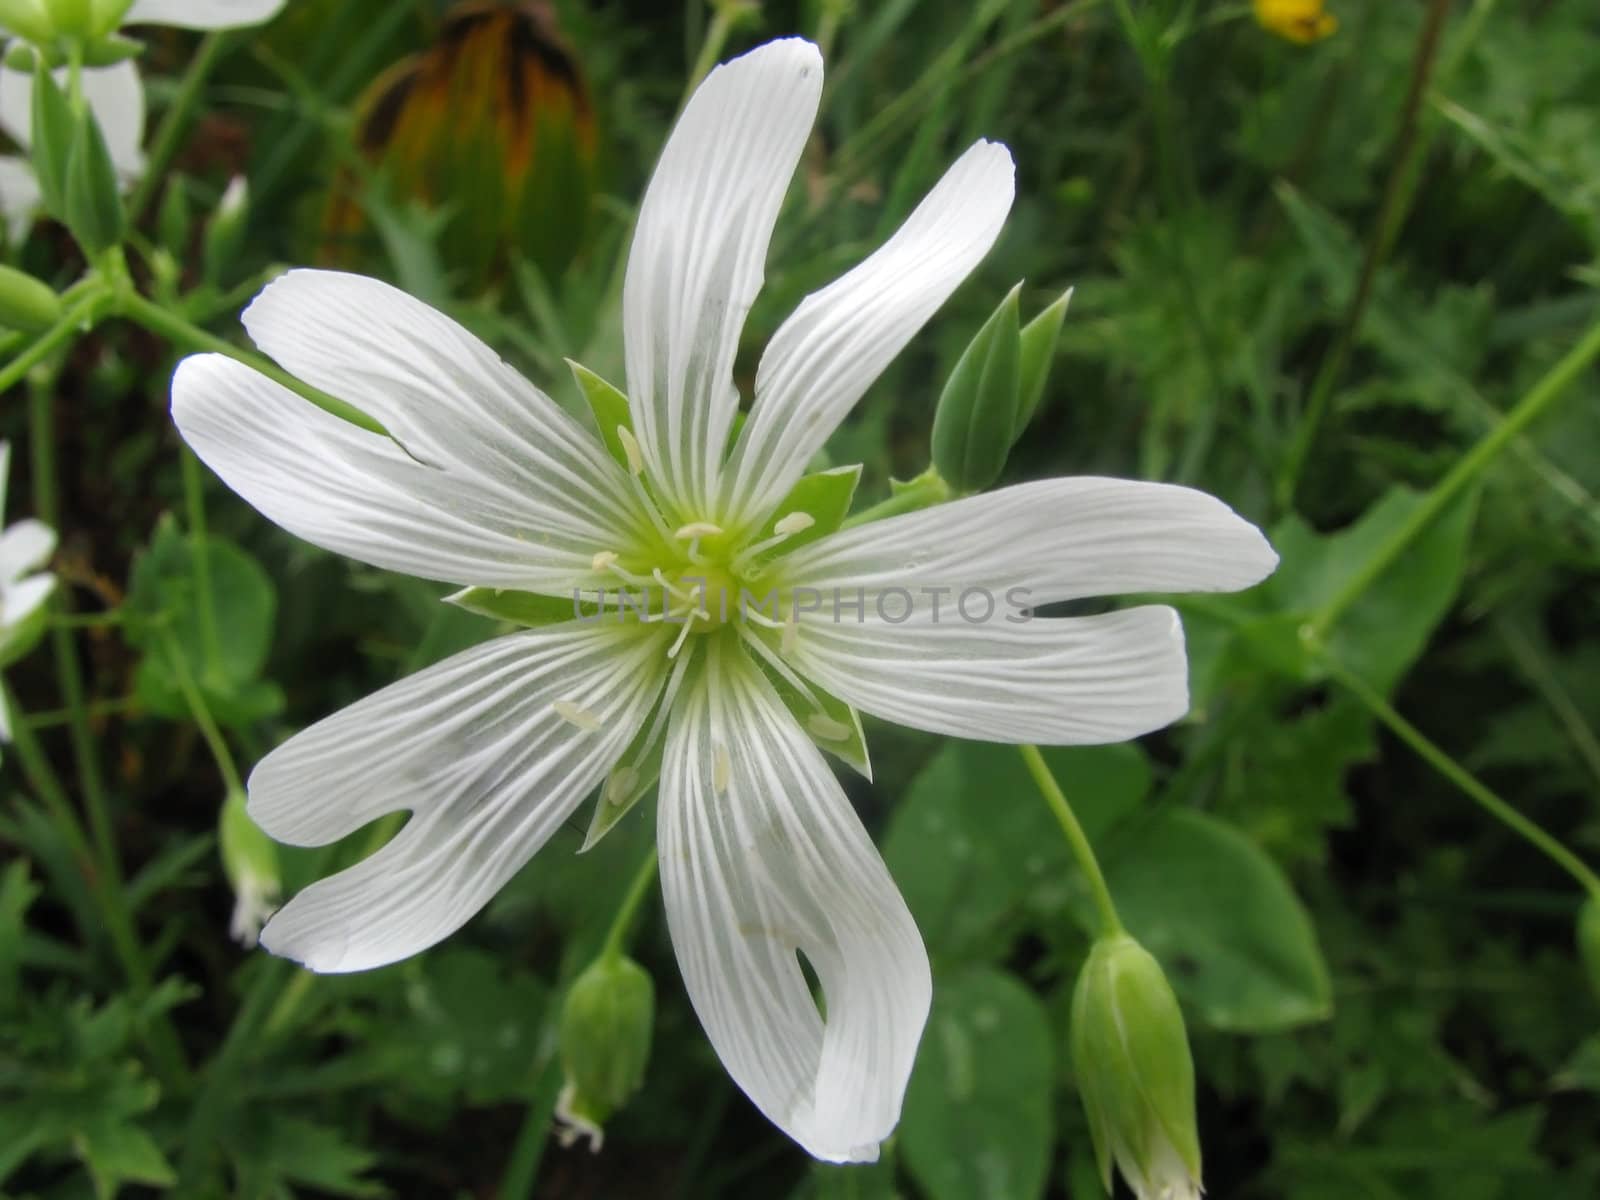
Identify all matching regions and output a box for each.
[601,848,660,962]
[180,448,224,682]
[116,288,388,435]
[2,681,96,872]
[1312,309,1600,637]
[497,1059,565,1200]
[1324,655,1600,901]
[1018,744,1123,937]
[129,32,230,223]
[842,466,952,528]
[1275,0,1455,509]
[0,285,110,394]
[160,629,244,795]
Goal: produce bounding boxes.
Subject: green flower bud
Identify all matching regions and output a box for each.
[42,0,90,36]
[556,954,654,1151]
[1579,895,1600,1004]
[28,62,74,220]
[931,283,1021,493]
[0,0,55,43]
[220,787,280,947]
[1070,934,1203,1200]
[63,99,126,255]
[0,264,62,332]
[87,0,131,37]
[202,175,249,287]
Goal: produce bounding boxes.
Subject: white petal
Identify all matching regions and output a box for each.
[241,270,643,539]
[785,606,1190,744]
[721,141,1014,528]
[0,518,56,581]
[622,38,822,519]
[0,156,41,245]
[1,571,54,630]
[775,476,1278,606]
[122,0,286,29]
[0,62,145,179]
[253,623,668,973]
[658,642,929,1161]
[172,353,628,592]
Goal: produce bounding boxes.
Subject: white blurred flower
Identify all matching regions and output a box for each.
[171,38,1277,1161]
[0,0,285,242]
[0,440,57,748]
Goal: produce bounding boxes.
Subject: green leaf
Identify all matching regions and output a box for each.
[931,283,1022,492]
[28,61,73,219]
[445,585,583,628]
[0,860,39,1009]
[884,741,1149,960]
[1102,809,1332,1032]
[901,966,1054,1200]
[747,464,862,561]
[78,1122,176,1199]
[570,359,636,471]
[64,101,126,255]
[1267,486,1478,691]
[125,517,283,726]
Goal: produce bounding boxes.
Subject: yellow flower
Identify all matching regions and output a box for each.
[1253,0,1338,44]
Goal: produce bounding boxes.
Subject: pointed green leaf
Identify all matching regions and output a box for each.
[1015,287,1072,434]
[753,646,871,779]
[931,283,1023,492]
[444,585,586,627]
[569,359,635,471]
[28,61,73,219]
[64,102,125,254]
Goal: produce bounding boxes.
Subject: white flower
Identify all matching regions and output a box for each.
[0,440,57,746]
[170,38,1277,1161]
[0,0,285,242]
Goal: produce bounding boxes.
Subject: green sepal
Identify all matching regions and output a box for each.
[0,264,62,332]
[81,31,141,65]
[581,718,666,852]
[931,282,1022,493]
[0,0,55,43]
[744,463,861,564]
[88,0,133,37]
[444,585,586,628]
[751,642,871,780]
[28,61,74,220]
[44,0,90,35]
[1014,286,1072,436]
[202,177,248,288]
[63,100,126,254]
[568,359,634,471]
[156,176,190,256]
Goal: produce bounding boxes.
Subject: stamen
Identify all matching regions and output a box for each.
[652,567,695,604]
[712,743,732,795]
[806,714,853,742]
[666,612,697,659]
[591,550,619,572]
[775,512,815,537]
[674,521,724,541]
[603,764,638,807]
[732,511,817,572]
[737,625,822,711]
[553,700,602,732]
[617,425,644,476]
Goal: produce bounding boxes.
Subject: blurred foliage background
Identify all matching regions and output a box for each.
[3,0,1600,1196]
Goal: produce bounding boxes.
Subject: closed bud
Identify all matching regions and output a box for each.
[1579,896,1600,1004]
[556,953,654,1151]
[42,0,90,35]
[220,787,280,947]
[87,0,130,37]
[0,264,61,332]
[62,99,125,255]
[0,0,54,43]
[28,61,74,220]
[931,282,1021,493]
[1070,934,1203,1200]
[203,175,249,286]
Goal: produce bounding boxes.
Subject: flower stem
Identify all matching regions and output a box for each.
[497,1059,565,1200]
[1275,0,1455,509]
[128,32,230,223]
[1018,744,1123,937]
[160,628,244,795]
[180,447,224,683]
[1323,654,1600,901]
[1311,309,1600,639]
[601,848,660,963]
[0,285,111,394]
[116,288,389,435]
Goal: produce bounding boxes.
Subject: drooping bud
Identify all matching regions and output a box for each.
[1579,895,1600,1005]
[220,787,280,947]
[0,264,62,331]
[1070,934,1203,1200]
[556,953,654,1151]
[202,175,249,286]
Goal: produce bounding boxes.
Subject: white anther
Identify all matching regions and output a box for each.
[712,743,732,795]
[666,613,697,659]
[553,700,602,732]
[591,550,619,572]
[806,714,853,743]
[774,511,815,537]
[674,521,724,541]
[616,425,644,476]
[781,615,799,656]
[605,765,638,807]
